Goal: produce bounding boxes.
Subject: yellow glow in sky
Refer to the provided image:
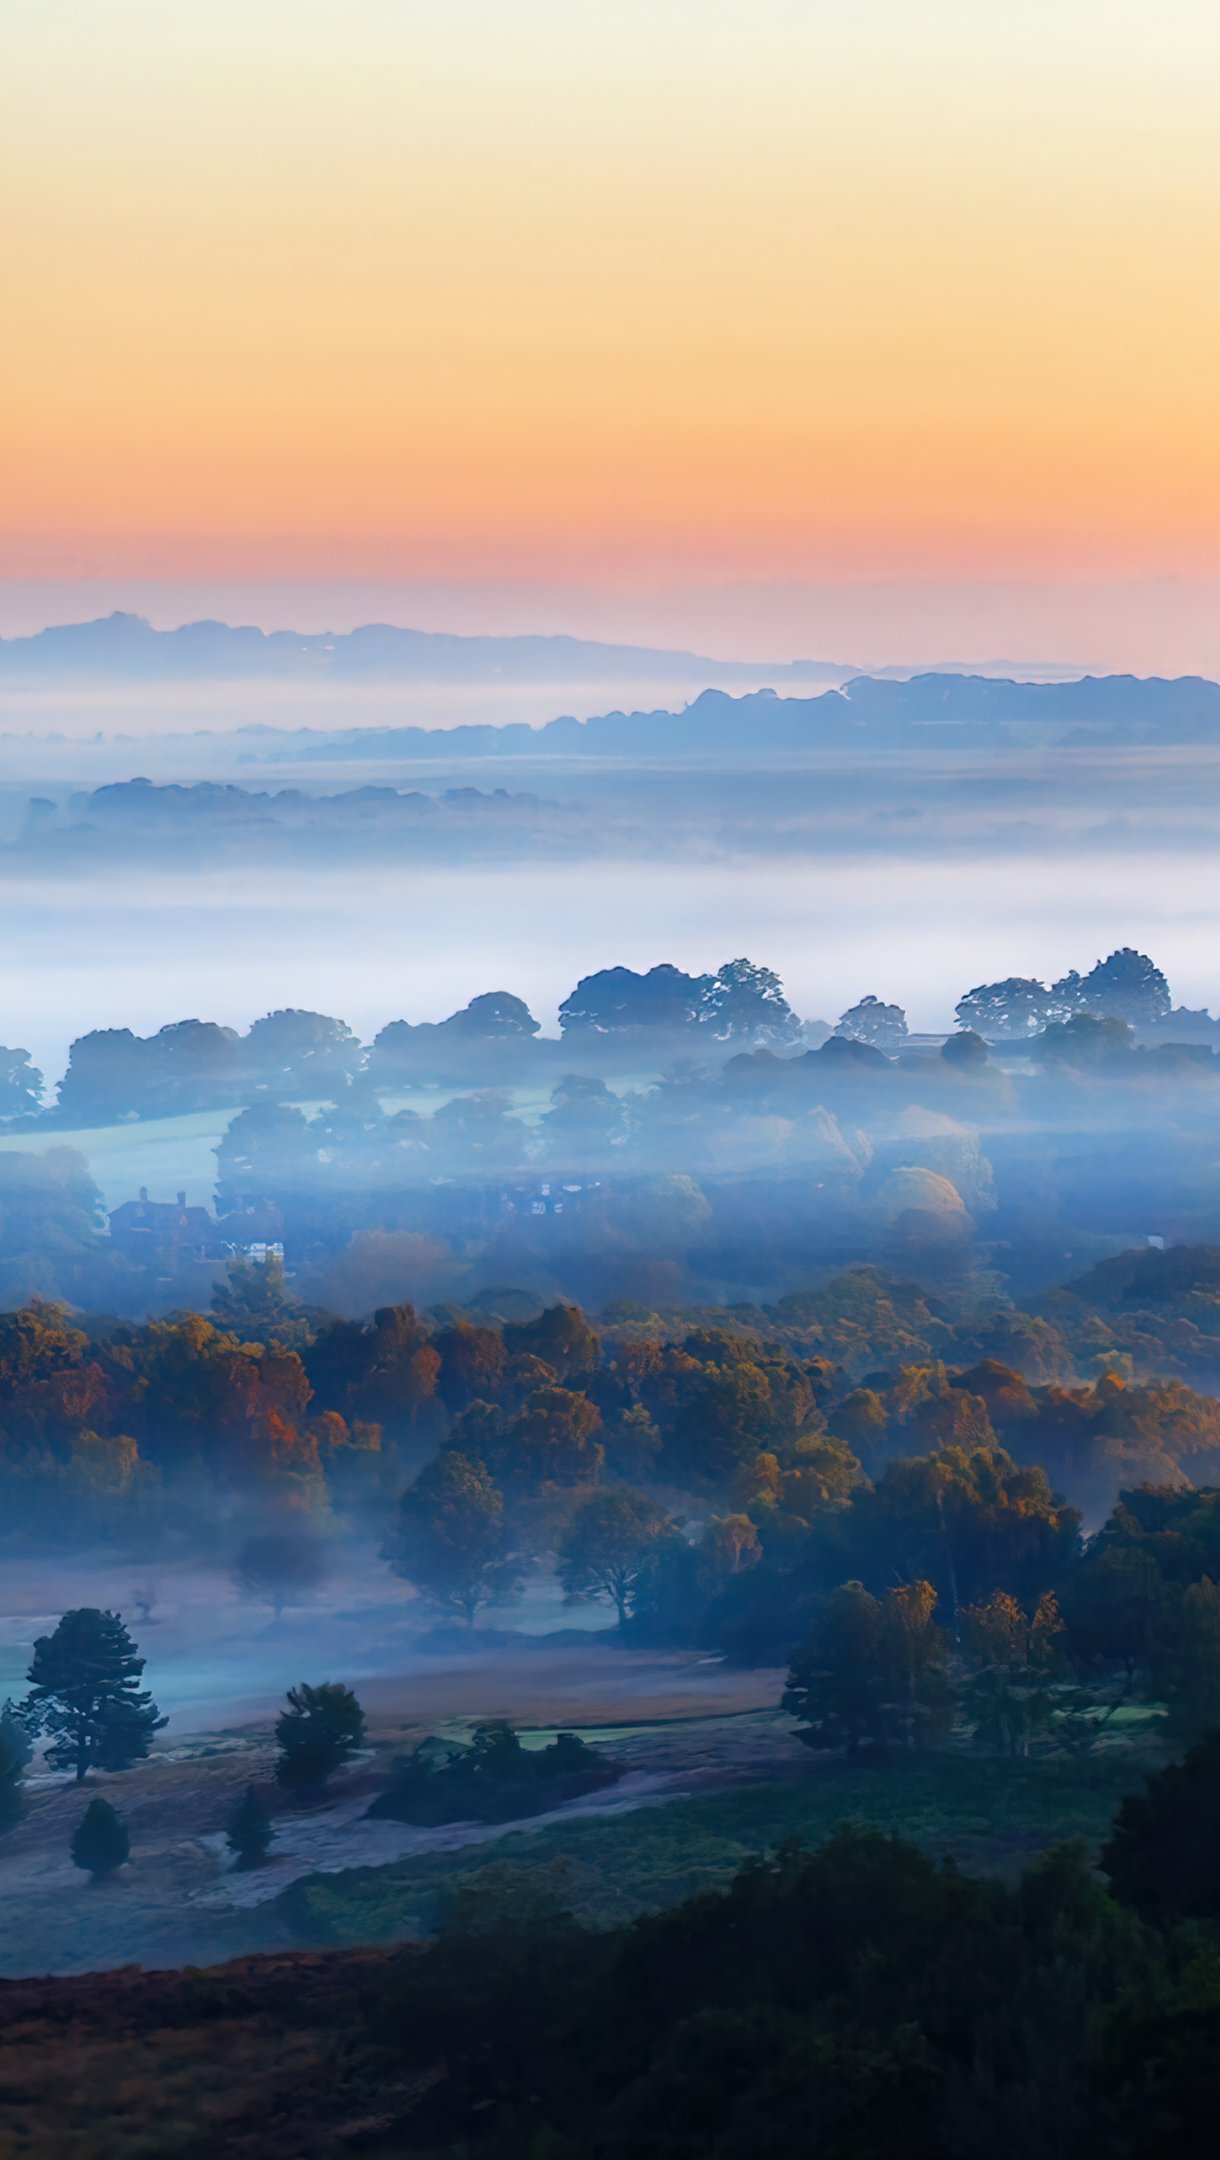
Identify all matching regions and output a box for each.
[3,0,1220,583]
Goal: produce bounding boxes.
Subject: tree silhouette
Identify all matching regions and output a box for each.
[226,1783,275,1868]
[72,1797,130,1878]
[232,1528,329,1619]
[24,1609,165,1782]
[274,1682,365,1795]
[559,1488,675,1625]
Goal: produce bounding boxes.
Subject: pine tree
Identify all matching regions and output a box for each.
[72,1797,130,1878]
[23,1609,166,1782]
[226,1783,274,1868]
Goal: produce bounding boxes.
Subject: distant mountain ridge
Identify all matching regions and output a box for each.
[286,672,1220,760]
[0,611,849,687]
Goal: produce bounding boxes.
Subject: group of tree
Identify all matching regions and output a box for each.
[956,946,1176,1040]
[361,1750,1220,2157]
[11,944,1211,1140]
[12,1274,1220,1586]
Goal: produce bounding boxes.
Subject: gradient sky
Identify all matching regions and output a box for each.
[4,1,1220,601]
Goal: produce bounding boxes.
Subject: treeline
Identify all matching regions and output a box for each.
[4,942,1217,1126]
[11,1279,1220,1729]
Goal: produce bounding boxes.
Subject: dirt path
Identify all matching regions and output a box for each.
[0,1644,791,1978]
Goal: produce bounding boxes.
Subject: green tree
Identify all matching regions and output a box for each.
[274,1681,365,1794]
[784,1579,950,1754]
[226,1783,275,1868]
[783,1581,887,1754]
[72,1797,129,1878]
[210,1252,308,1348]
[387,1450,520,1625]
[23,1609,165,1782]
[1157,1575,1220,1741]
[558,1488,675,1625]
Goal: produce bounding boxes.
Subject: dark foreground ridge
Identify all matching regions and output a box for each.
[7,1749,1220,2160]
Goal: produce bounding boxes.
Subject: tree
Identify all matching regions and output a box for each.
[1034,1012,1134,1065]
[0,1046,44,1117]
[232,1528,329,1619]
[954,978,1055,1042]
[211,1253,308,1349]
[226,1783,275,1868]
[783,1581,888,1753]
[784,1579,951,1754]
[834,996,908,1052]
[1077,947,1171,1028]
[701,958,800,1045]
[434,1319,507,1413]
[1156,1575,1220,1741]
[242,1008,364,1093]
[543,1074,628,1151]
[1103,1728,1220,1922]
[387,1451,520,1624]
[941,1028,990,1068]
[502,1303,599,1381]
[960,1590,1063,1757]
[558,1488,675,1624]
[496,1388,605,1491]
[558,963,711,1037]
[274,1681,365,1794]
[23,1610,165,1783]
[72,1797,129,1878]
[440,991,540,1039]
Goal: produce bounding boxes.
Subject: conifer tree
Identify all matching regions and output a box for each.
[226,1783,275,1868]
[24,1609,165,1782]
[72,1797,130,1878]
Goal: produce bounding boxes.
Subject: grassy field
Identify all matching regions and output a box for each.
[280,1742,1164,1947]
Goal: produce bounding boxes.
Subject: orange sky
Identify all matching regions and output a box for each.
[4,1,1220,590]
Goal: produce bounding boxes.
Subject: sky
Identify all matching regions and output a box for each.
[4,2,1220,661]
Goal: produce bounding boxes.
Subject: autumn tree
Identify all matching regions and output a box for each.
[495,1387,605,1491]
[23,1610,165,1782]
[502,1304,599,1382]
[960,1590,1064,1757]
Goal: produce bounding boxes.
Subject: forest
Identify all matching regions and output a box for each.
[7,950,1220,2148]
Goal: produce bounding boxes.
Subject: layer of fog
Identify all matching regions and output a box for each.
[7,846,1220,1086]
[0,1550,614,1734]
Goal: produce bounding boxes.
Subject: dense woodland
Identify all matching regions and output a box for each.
[6,1268,1220,1752]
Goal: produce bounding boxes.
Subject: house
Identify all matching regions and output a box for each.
[108,1188,223,1265]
